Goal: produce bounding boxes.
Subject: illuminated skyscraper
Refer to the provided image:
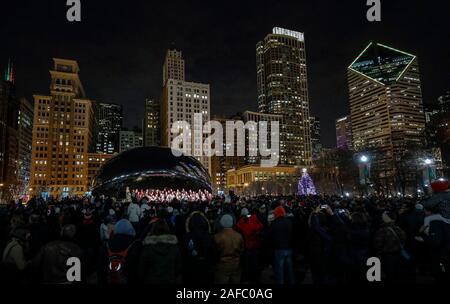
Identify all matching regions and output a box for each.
[94,102,123,154]
[161,49,211,173]
[17,98,33,195]
[31,58,94,198]
[310,116,322,160]
[347,42,425,185]
[335,115,353,150]
[143,98,160,146]
[0,59,19,191]
[257,27,312,166]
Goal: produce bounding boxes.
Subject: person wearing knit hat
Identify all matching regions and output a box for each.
[422,179,450,219]
[274,206,286,220]
[268,205,295,284]
[214,214,244,284]
[419,180,450,282]
[240,208,249,217]
[220,214,234,229]
[374,210,408,283]
[114,219,136,237]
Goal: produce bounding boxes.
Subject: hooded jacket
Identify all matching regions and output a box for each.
[31,239,82,284]
[139,234,181,284]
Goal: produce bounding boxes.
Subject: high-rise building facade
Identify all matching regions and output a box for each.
[438,90,450,113]
[347,43,425,183]
[94,102,123,154]
[87,153,113,191]
[161,79,211,172]
[426,90,450,173]
[0,60,19,191]
[143,98,160,146]
[163,49,185,86]
[257,27,312,166]
[242,111,283,165]
[210,114,246,194]
[17,98,33,195]
[310,116,322,160]
[335,115,353,150]
[30,58,94,198]
[119,129,143,152]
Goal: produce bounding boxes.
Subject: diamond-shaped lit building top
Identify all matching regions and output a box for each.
[349,42,416,85]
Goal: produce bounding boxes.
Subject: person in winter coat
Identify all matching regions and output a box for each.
[1,227,30,283]
[421,188,450,283]
[182,211,217,284]
[27,214,49,259]
[214,214,244,284]
[139,219,181,284]
[99,219,139,284]
[346,212,371,283]
[374,211,408,283]
[127,200,142,231]
[31,225,83,284]
[236,208,263,283]
[267,206,295,284]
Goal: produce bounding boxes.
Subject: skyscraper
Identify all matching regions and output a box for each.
[257,27,312,166]
[161,49,211,173]
[94,102,123,154]
[17,98,33,195]
[426,90,450,173]
[30,58,94,198]
[119,129,143,152]
[163,49,185,86]
[309,116,322,160]
[347,42,425,186]
[0,59,19,191]
[438,90,450,113]
[143,98,160,146]
[210,114,246,194]
[242,111,283,165]
[161,79,211,172]
[335,115,353,150]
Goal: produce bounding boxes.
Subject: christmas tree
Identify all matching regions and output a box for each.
[298,169,316,195]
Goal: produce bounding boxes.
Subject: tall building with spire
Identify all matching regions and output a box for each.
[30,58,94,198]
[347,42,425,188]
[163,49,185,86]
[0,59,33,199]
[0,59,19,193]
[256,27,312,166]
[161,50,211,173]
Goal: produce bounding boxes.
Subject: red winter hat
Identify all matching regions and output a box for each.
[274,206,286,219]
[431,179,449,193]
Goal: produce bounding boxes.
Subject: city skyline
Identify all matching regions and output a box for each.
[1,0,449,148]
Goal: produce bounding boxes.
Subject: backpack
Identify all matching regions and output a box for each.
[106,241,135,284]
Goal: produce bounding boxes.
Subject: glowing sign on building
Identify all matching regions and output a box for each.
[272,27,304,42]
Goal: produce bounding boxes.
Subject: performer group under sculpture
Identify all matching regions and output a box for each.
[298,168,317,196]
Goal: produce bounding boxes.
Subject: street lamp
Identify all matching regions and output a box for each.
[358,154,370,196]
[422,158,435,195]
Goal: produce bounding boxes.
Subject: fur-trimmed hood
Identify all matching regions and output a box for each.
[142,234,178,245]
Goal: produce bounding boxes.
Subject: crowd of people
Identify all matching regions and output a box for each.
[0,180,449,285]
[132,188,212,203]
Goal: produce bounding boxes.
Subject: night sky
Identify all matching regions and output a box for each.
[1,0,449,147]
